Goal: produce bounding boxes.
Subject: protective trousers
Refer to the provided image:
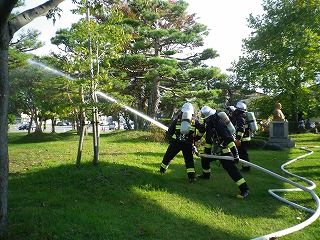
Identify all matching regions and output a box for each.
[162,141,195,178]
[237,141,251,171]
[201,152,249,192]
[237,141,250,162]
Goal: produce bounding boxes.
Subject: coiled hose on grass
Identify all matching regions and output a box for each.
[199,146,320,239]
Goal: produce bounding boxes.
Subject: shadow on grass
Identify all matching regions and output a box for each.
[8,130,159,145]
[9,154,318,240]
[7,160,269,240]
[8,131,78,144]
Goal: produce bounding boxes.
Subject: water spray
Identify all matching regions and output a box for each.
[27,59,168,131]
[95,91,168,131]
[199,146,320,240]
[28,59,74,81]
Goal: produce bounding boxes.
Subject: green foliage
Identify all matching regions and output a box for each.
[7,114,16,125]
[9,62,75,129]
[147,125,167,142]
[248,95,274,119]
[10,29,44,52]
[113,0,220,119]
[8,49,29,69]
[233,0,320,121]
[193,89,223,110]
[50,5,132,92]
[9,26,44,70]
[250,138,267,149]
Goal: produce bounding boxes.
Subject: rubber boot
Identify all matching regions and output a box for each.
[236,183,249,199]
[197,172,210,179]
[237,190,249,199]
[188,172,196,183]
[160,166,166,174]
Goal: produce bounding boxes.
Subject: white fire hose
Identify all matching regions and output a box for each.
[198,146,320,240]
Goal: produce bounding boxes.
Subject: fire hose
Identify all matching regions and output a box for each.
[196,146,320,240]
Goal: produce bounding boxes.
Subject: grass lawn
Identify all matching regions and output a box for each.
[6,130,320,240]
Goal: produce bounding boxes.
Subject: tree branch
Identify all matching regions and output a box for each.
[8,0,65,37]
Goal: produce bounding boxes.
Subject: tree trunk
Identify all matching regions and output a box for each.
[0,31,9,239]
[147,77,160,119]
[0,1,66,237]
[76,86,86,167]
[34,113,43,133]
[51,118,56,133]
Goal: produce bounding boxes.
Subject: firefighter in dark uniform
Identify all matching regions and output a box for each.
[226,106,236,119]
[160,103,205,182]
[232,102,251,172]
[198,106,249,199]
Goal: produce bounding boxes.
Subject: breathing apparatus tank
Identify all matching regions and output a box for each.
[180,103,194,135]
[246,112,258,132]
[218,111,235,135]
[180,111,193,134]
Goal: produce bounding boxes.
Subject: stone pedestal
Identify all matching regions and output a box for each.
[267,121,295,148]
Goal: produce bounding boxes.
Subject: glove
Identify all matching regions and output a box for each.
[192,145,199,156]
[234,157,240,164]
[235,139,241,147]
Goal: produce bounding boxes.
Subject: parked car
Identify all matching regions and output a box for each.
[109,123,116,130]
[18,124,29,130]
[109,121,118,130]
[56,121,68,126]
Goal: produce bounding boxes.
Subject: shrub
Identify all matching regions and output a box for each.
[147,125,167,142]
[250,138,266,149]
[254,129,269,138]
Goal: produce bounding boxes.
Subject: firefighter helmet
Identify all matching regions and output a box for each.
[226,106,236,113]
[236,102,247,112]
[200,106,216,119]
[181,103,194,114]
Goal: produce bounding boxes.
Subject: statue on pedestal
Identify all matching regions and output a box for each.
[267,102,295,148]
[273,102,285,121]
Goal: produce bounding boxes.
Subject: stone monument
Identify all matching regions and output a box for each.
[267,103,295,148]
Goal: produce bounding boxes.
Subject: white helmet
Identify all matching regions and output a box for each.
[181,102,194,114]
[226,106,236,112]
[200,106,216,119]
[236,102,247,111]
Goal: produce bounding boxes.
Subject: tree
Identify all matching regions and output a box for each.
[9,62,73,133]
[0,0,66,236]
[50,1,132,163]
[232,0,320,121]
[114,0,218,121]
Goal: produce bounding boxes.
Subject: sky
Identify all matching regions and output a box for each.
[17,0,264,73]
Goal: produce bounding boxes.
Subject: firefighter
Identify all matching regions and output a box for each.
[198,106,249,199]
[232,102,251,172]
[160,103,205,183]
[226,106,236,119]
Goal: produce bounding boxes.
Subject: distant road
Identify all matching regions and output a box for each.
[9,124,73,133]
[9,124,113,133]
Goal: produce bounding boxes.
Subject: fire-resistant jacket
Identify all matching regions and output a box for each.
[232,109,251,142]
[204,113,239,158]
[167,114,205,144]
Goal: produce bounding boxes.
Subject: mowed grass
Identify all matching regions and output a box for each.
[6,130,320,240]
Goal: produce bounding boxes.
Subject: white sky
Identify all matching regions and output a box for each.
[17,0,264,73]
